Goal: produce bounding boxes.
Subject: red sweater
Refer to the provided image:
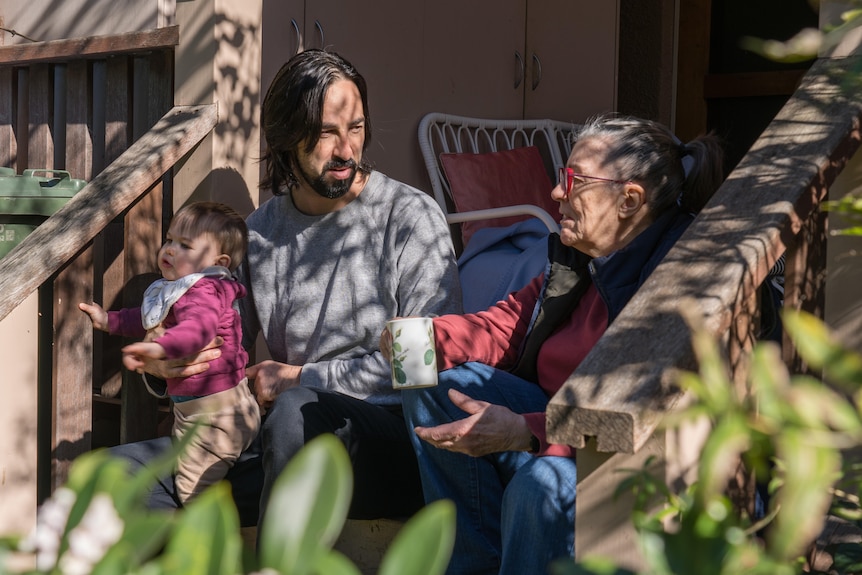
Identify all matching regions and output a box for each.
[433,274,608,457]
[108,278,248,397]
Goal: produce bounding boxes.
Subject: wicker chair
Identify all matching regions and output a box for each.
[417,112,580,235]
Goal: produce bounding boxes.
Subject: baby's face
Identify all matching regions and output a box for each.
[157,228,222,280]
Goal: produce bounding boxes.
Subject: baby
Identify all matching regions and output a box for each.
[80,201,260,503]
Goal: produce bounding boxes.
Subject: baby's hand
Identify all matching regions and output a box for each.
[122,342,167,374]
[78,302,109,332]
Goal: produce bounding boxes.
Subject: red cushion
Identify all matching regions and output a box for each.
[440,146,558,247]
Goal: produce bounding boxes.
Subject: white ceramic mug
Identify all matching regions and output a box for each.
[386,317,438,389]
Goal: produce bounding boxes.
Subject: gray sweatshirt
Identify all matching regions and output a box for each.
[237,171,462,405]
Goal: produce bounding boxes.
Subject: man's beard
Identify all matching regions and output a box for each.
[299,159,358,199]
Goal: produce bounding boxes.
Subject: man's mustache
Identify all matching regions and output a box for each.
[325,159,357,170]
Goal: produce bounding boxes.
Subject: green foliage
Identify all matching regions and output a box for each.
[567,309,862,574]
[0,434,455,575]
[823,194,862,238]
[740,1,862,64]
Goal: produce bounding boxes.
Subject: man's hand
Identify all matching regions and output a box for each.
[414,389,534,457]
[138,337,224,378]
[246,360,302,411]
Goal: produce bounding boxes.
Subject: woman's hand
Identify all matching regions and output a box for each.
[137,337,224,378]
[246,360,302,411]
[414,389,535,457]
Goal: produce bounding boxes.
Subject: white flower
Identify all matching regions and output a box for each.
[19,487,77,571]
[59,494,124,575]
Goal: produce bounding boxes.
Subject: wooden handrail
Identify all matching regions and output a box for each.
[547,55,862,454]
[0,26,179,66]
[0,104,218,324]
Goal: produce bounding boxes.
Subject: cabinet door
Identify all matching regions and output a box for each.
[419,0,525,120]
[304,1,426,187]
[261,0,304,96]
[524,0,618,122]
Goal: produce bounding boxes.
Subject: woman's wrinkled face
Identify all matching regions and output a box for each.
[551,137,630,257]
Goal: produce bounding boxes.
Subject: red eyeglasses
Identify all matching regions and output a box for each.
[558,167,628,199]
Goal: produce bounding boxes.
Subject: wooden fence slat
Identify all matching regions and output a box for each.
[17,68,29,171]
[117,50,174,442]
[64,61,92,180]
[98,56,132,399]
[50,59,96,488]
[119,54,163,444]
[27,64,52,171]
[51,248,95,488]
[90,59,112,397]
[52,64,67,169]
[784,189,830,374]
[0,67,15,169]
[106,57,131,165]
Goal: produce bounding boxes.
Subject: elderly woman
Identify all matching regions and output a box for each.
[382,115,724,575]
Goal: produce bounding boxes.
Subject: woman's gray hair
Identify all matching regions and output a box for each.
[576,114,724,214]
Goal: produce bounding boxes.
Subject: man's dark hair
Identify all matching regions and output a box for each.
[260,49,373,196]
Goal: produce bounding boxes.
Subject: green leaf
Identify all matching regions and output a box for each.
[688,321,734,414]
[697,415,751,503]
[769,430,841,561]
[828,542,862,572]
[831,225,862,236]
[378,500,455,575]
[739,28,820,63]
[748,342,789,430]
[158,482,242,575]
[117,421,205,513]
[783,310,862,387]
[259,434,353,575]
[424,349,435,366]
[395,367,407,384]
[785,380,862,433]
[310,549,363,575]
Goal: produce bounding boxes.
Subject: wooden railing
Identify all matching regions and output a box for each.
[0,27,219,494]
[547,54,862,567]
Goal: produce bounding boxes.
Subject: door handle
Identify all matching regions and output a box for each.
[514,51,524,90]
[531,53,542,91]
[315,20,325,48]
[290,19,300,54]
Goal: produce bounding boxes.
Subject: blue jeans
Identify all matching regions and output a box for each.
[401,362,576,575]
[108,387,423,529]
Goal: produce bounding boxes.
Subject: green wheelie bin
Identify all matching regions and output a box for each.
[0,168,87,259]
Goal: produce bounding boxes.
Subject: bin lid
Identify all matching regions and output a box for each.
[0,169,87,196]
[0,169,87,216]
